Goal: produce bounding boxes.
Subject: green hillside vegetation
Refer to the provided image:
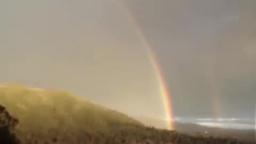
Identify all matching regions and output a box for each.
[0,85,253,144]
[0,85,142,143]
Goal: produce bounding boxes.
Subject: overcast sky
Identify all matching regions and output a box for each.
[0,0,255,120]
[124,0,256,119]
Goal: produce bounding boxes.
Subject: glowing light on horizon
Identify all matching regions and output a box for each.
[197,122,255,130]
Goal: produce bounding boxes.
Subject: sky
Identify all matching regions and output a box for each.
[0,0,255,121]
[124,0,256,119]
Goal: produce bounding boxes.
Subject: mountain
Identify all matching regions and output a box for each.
[0,85,254,144]
[0,85,142,143]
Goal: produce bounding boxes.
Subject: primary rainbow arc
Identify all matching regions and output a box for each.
[115,0,175,130]
[147,49,175,130]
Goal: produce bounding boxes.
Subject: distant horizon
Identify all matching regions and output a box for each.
[132,114,255,130]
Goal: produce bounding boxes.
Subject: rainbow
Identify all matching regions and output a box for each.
[115,0,175,130]
[146,49,175,130]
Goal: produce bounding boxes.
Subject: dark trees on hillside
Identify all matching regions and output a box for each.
[0,105,20,144]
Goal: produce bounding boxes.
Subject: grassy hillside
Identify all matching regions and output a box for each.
[0,85,142,143]
[0,85,253,144]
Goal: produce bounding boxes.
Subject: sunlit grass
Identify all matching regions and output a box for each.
[0,85,141,139]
